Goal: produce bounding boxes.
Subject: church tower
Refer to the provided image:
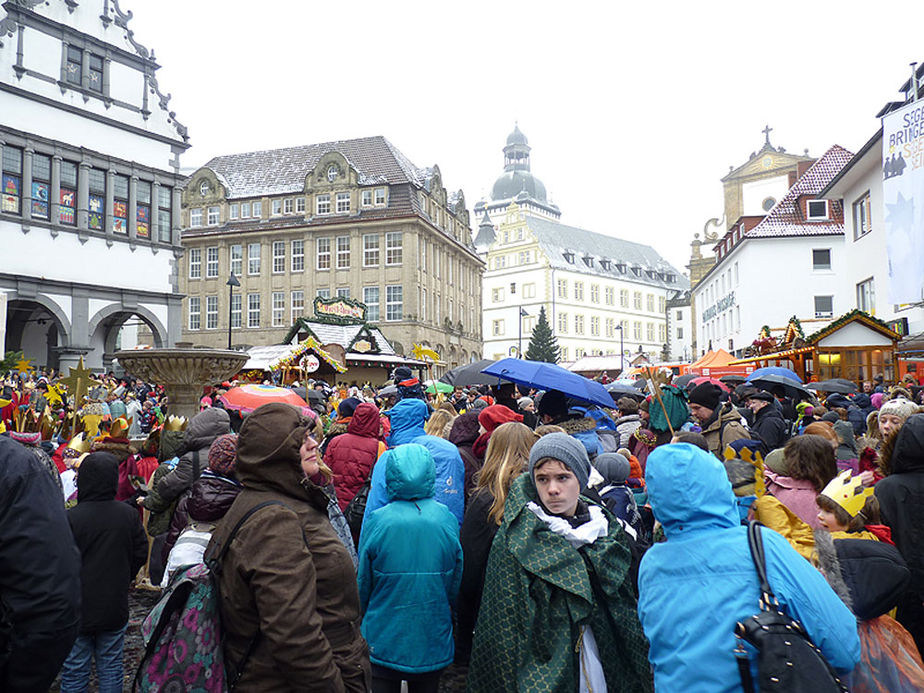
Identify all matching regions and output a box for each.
[473,124,561,229]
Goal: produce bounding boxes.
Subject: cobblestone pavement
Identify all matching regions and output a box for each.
[51,588,469,691]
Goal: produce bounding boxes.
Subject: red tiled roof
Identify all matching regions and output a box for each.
[745,145,854,239]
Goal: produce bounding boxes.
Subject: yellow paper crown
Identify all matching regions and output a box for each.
[820,469,874,517]
[163,415,188,432]
[66,432,92,454]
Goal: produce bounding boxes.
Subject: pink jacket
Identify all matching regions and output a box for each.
[765,471,822,529]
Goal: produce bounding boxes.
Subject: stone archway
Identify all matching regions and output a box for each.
[4,297,71,370]
[89,305,168,370]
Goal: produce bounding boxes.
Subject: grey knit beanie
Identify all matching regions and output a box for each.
[879,397,918,422]
[594,452,631,484]
[528,432,591,490]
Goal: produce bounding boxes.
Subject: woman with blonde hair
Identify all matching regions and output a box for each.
[424,408,455,439]
[455,422,537,664]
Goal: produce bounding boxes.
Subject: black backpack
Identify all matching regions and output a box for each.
[735,521,848,693]
[344,479,371,540]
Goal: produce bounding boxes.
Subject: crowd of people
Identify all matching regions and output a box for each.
[3,362,924,691]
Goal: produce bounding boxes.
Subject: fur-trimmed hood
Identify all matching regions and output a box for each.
[557,416,598,435]
[813,529,909,620]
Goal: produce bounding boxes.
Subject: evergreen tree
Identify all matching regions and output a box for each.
[525,306,560,362]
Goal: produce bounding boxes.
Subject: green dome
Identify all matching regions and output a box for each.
[491,170,547,202]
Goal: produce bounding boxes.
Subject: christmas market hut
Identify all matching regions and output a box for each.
[241,296,425,385]
[729,311,901,384]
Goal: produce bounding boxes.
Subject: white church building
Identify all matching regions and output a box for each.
[0,0,188,371]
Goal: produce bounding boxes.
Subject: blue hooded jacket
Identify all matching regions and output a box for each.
[386,399,428,447]
[637,443,860,692]
[363,435,465,531]
[358,444,463,673]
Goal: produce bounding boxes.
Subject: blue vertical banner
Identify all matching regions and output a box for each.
[882,100,924,304]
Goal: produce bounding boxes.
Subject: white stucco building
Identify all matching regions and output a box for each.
[692,145,853,356]
[481,204,688,363]
[0,0,188,371]
[820,122,924,338]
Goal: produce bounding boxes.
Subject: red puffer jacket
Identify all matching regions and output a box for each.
[325,403,385,511]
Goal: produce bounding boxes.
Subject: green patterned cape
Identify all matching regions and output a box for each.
[467,475,653,692]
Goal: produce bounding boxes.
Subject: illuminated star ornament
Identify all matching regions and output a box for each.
[885,191,915,233]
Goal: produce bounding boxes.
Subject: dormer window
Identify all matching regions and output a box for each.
[807,200,829,220]
[616,263,627,273]
[666,273,676,283]
[583,256,594,268]
[563,251,575,264]
[631,265,641,277]
[600,259,611,270]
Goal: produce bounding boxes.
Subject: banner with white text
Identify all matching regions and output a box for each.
[882,100,924,304]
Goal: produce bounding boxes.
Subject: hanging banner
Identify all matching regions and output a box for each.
[882,100,924,303]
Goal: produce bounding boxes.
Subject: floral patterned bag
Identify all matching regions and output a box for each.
[133,500,284,692]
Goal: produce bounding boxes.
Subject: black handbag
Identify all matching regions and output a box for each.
[344,479,371,538]
[735,521,849,693]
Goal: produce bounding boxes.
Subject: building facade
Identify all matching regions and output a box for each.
[819,64,924,339]
[482,203,688,363]
[0,0,187,371]
[689,132,815,356]
[178,137,483,374]
[692,145,853,357]
[477,127,687,365]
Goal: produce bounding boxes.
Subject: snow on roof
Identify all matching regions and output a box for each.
[195,136,436,199]
[522,216,689,290]
[745,145,854,239]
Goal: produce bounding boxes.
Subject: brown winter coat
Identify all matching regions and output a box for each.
[701,403,751,458]
[205,403,370,692]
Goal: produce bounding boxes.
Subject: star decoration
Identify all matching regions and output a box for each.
[885,191,915,234]
[15,358,33,374]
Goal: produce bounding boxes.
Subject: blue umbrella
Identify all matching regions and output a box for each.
[746,366,802,384]
[482,358,615,409]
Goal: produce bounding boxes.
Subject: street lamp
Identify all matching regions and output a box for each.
[518,307,529,358]
[615,323,624,376]
[226,272,240,349]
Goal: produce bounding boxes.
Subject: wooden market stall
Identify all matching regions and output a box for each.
[729,310,901,384]
[241,296,426,385]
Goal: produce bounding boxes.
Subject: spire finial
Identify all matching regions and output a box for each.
[762,124,773,146]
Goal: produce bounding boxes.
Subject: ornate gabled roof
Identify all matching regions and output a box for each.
[745,145,853,239]
[805,309,901,344]
[520,216,689,291]
[196,136,437,199]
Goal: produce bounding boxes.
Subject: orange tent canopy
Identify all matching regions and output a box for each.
[689,349,754,376]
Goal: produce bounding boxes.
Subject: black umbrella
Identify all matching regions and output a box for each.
[439,359,499,387]
[719,374,747,385]
[606,382,644,399]
[673,374,697,388]
[807,378,858,395]
[748,374,813,401]
[377,384,398,397]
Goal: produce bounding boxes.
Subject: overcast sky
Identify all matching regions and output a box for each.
[128,0,919,271]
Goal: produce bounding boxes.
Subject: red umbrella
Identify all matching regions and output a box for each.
[689,376,730,393]
[218,384,310,416]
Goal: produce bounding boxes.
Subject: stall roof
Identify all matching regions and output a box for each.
[729,346,816,365]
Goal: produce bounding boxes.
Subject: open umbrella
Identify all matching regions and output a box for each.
[219,384,310,415]
[806,378,858,395]
[481,358,614,409]
[424,380,453,395]
[377,384,398,398]
[439,359,498,387]
[719,374,747,385]
[672,374,697,389]
[746,366,803,384]
[690,376,730,393]
[749,374,813,400]
[606,382,644,398]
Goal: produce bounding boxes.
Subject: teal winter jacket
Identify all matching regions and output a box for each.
[358,444,463,673]
[637,443,860,692]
